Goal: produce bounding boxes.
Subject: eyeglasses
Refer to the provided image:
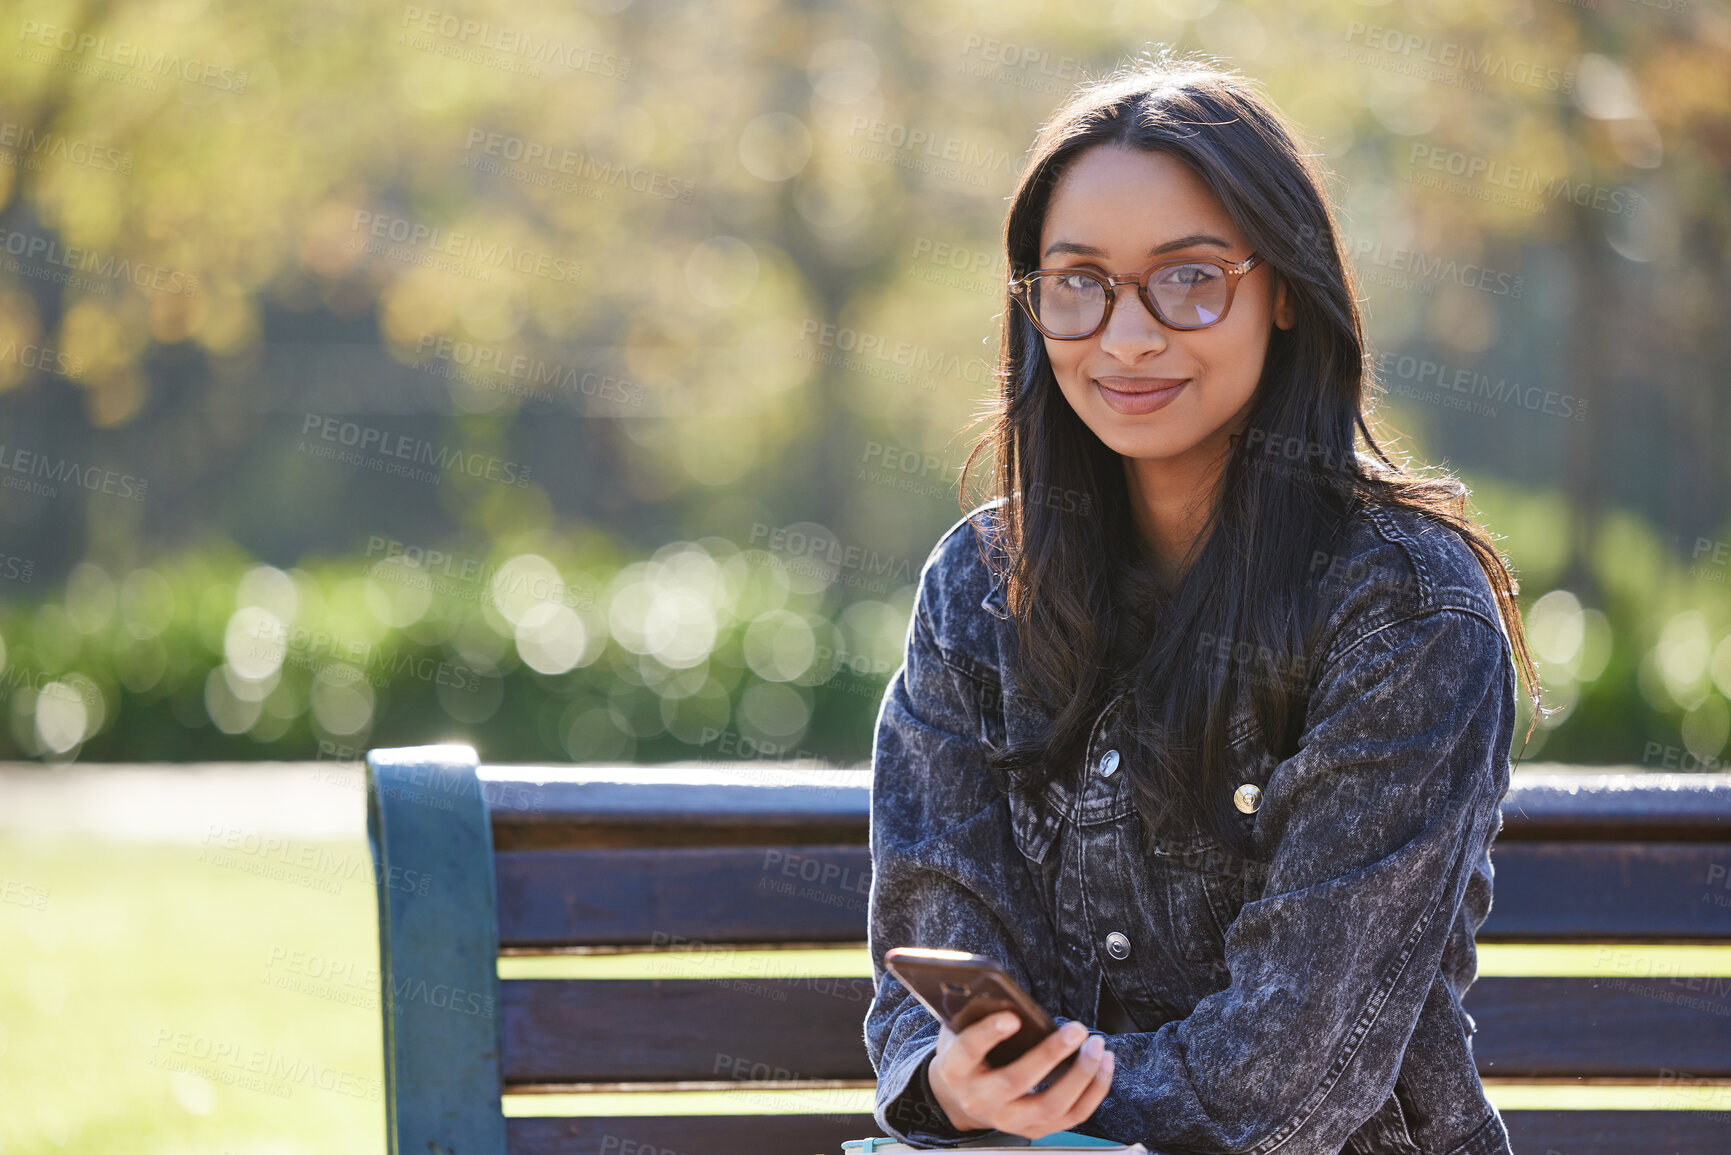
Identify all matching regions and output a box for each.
[1007,253,1263,340]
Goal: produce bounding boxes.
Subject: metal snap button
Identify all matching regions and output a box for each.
[1104,931,1131,960]
[1097,749,1120,778]
[1233,783,1263,814]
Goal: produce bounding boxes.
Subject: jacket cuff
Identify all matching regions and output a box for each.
[875,1040,994,1148]
[1050,1013,1105,1042]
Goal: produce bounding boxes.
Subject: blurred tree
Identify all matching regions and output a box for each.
[0,0,1723,765]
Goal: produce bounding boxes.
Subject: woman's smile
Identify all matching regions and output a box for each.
[1095,376,1189,415]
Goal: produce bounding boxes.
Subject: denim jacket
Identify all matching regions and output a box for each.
[863,498,1518,1155]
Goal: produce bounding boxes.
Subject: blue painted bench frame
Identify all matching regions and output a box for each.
[368,744,508,1154]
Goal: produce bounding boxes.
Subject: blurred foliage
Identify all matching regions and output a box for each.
[0,528,917,764]
[0,0,1726,766]
[1471,478,1731,765]
[0,473,1726,766]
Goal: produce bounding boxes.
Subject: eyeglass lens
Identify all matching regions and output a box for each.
[1030,263,1229,335]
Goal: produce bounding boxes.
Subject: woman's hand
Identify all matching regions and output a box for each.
[927,1012,1115,1140]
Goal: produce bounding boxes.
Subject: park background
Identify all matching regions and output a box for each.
[0,0,1728,1149]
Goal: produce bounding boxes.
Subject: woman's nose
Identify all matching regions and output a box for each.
[1096,284,1169,359]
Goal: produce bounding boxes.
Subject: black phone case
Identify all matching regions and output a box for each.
[883,948,1077,1079]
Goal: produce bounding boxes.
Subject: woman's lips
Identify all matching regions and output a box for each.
[1096,376,1189,415]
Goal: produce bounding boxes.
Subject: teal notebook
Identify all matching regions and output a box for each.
[841,1131,1144,1153]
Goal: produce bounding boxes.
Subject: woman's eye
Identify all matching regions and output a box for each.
[1160,264,1219,286]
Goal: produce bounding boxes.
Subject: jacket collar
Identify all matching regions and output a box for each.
[975,497,1012,621]
[982,570,1009,620]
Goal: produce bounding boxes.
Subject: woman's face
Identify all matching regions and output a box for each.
[1035,144,1293,467]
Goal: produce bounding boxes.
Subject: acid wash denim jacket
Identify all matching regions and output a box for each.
[863,497,1519,1155]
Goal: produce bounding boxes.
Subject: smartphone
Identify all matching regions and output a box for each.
[883,946,1076,1079]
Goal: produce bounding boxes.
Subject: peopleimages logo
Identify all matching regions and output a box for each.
[398,7,631,79]
[17,21,250,91]
[1373,351,1588,421]
[0,227,199,296]
[1343,21,1574,94]
[0,338,83,378]
[349,210,582,284]
[796,319,993,387]
[0,120,132,173]
[298,413,533,487]
[846,117,1017,175]
[1405,143,1641,218]
[463,129,693,203]
[413,334,647,408]
[0,441,148,500]
[149,1028,381,1102]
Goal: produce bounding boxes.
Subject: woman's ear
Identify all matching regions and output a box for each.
[1273,275,1296,331]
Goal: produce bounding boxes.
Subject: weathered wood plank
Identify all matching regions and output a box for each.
[505,1113,877,1155]
[500,977,878,1085]
[498,983,1731,1087]
[478,769,1731,849]
[1496,772,1731,841]
[502,1111,1731,1155]
[1468,977,1731,1077]
[484,770,871,851]
[1499,1109,1731,1155]
[497,839,1731,948]
[496,975,1731,1085]
[496,846,874,948]
[1481,843,1731,941]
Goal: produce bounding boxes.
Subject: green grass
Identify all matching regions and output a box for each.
[0,832,386,1154]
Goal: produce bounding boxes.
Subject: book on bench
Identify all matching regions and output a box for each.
[841,1130,1148,1153]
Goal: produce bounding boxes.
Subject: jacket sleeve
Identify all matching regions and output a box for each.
[863,588,1067,1147]
[1080,605,1515,1154]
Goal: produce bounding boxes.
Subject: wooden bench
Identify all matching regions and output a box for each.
[364,745,1731,1155]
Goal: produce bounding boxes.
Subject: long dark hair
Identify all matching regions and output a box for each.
[956,51,1540,858]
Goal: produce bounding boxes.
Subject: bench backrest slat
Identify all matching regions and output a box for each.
[491,973,1731,1085]
[504,1115,881,1155]
[497,845,875,947]
[1467,976,1731,1077]
[501,977,878,1085]
[1482,841,1731,939]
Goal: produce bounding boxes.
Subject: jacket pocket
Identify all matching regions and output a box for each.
[1155,835,1235,968]
[936,644,1006,752]
[937,647,1060,865]
[1189,838,1271,945]
[1144,830,1268,973]
[1342,1088,1423,1155]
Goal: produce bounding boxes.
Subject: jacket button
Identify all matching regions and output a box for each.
[1097,749,1120,778]
[1233,783,1263,814]
[1104,931,1131,960]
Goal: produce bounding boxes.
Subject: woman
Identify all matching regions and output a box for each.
[863,52,1540,1155]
